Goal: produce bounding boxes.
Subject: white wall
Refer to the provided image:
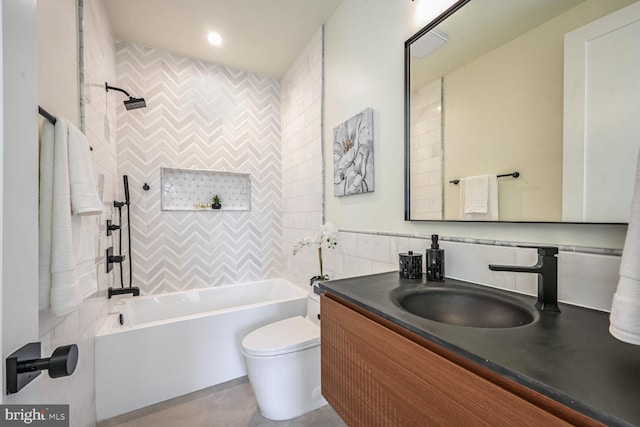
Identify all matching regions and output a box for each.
[323,0,627,249]
[37,0,79,127]
[410,78,443,220]
[281,28,325,287]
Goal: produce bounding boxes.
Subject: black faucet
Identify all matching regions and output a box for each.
[489,246,560,312]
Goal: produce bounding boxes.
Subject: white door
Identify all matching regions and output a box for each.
[563,1,640,223]
[1,0,40,403]
[0,3,4,404]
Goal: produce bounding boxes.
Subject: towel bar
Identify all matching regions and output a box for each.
[38,105,93,151]
[450,171,519,185]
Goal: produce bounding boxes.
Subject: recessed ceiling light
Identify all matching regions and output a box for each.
[207,32,223,46]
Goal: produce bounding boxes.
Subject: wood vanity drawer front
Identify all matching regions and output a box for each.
[321,295,580,427]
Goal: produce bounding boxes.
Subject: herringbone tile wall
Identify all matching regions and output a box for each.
[115,41,283,294]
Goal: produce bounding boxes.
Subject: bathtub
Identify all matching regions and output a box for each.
[95,278,308,421]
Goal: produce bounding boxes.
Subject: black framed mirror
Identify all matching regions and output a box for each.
[404,0,640,223]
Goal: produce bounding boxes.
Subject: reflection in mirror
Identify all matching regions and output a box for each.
[405,0,640,223]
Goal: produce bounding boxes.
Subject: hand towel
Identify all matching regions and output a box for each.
[39,117,99,316]
[459,175,499,221]
[68,123,102,215]
[462,174,489,214]
[610,149,640,345]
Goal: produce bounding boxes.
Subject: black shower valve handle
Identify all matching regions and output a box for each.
[106,219,121,237]
[108,254,125,263]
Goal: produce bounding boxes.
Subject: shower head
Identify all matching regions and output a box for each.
[105,82,147,110]
[124,97,146,110]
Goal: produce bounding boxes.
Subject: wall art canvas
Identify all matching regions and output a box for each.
[333,108,375,196]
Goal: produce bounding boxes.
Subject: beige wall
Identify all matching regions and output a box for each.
[443,14,564,222]
[441,0,638,222]
[37,0,79,127]
[324,0,627,249]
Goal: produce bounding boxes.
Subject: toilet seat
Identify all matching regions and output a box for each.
[242,316,320,357]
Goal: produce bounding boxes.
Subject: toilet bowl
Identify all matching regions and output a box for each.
[241,289,326,420]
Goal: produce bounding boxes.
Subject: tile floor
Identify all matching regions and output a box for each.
[97,377,347,427]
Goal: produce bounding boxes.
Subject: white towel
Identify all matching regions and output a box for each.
[68,124,102,215]
[459,175,499,221]
[610,149,640,345]
[39,117,100,316]
[462,174,489,213]
[39,120,55,310]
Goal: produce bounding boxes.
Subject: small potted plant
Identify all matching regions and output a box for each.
[211,194,222,209]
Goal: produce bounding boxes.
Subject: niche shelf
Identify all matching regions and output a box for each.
[161,167,251,211]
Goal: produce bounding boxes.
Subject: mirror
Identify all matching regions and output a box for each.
[405,0,640,223]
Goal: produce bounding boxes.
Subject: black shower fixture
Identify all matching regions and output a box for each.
[105,82,147,110]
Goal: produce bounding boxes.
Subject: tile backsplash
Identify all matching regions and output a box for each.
[323,230,620,313]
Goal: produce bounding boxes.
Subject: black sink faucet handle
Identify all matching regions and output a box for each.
[517,245,559,256]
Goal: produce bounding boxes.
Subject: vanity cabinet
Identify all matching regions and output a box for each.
[320,294,601,427]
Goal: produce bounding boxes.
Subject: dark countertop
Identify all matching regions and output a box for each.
[319,272,640,427]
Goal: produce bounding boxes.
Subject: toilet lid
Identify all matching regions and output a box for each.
[242,316,320,357]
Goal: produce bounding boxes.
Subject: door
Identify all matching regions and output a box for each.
[0,2,4,403]
[563,2,640,222]
[2,0,40,403]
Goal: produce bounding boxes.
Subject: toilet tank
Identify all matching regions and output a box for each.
[306,290,321,326]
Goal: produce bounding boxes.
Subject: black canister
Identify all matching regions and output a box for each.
[399,251,423,279]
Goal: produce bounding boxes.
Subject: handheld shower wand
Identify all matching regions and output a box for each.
[107,175,139,298]
[123,175,130,205]
[123,176,134,288]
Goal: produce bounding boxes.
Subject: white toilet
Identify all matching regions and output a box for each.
[241,289,327,420]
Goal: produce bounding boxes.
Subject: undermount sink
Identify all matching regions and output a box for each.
[394,286,539,328]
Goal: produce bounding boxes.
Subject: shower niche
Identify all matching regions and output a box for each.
[161,167,251,211]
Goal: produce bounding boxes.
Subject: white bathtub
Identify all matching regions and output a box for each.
[95,278,307,421]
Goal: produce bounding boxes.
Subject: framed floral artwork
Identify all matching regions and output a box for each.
[333,108,375,196]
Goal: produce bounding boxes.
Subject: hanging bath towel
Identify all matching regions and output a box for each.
[39,117,102,316]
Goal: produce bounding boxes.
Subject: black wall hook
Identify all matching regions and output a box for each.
[6,342,79,394]
[143,183,150,191]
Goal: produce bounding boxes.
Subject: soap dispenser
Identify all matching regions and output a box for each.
[426,234,445,281]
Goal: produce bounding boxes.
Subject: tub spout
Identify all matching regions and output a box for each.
[108,286,140,299]
[489,246,560,312]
